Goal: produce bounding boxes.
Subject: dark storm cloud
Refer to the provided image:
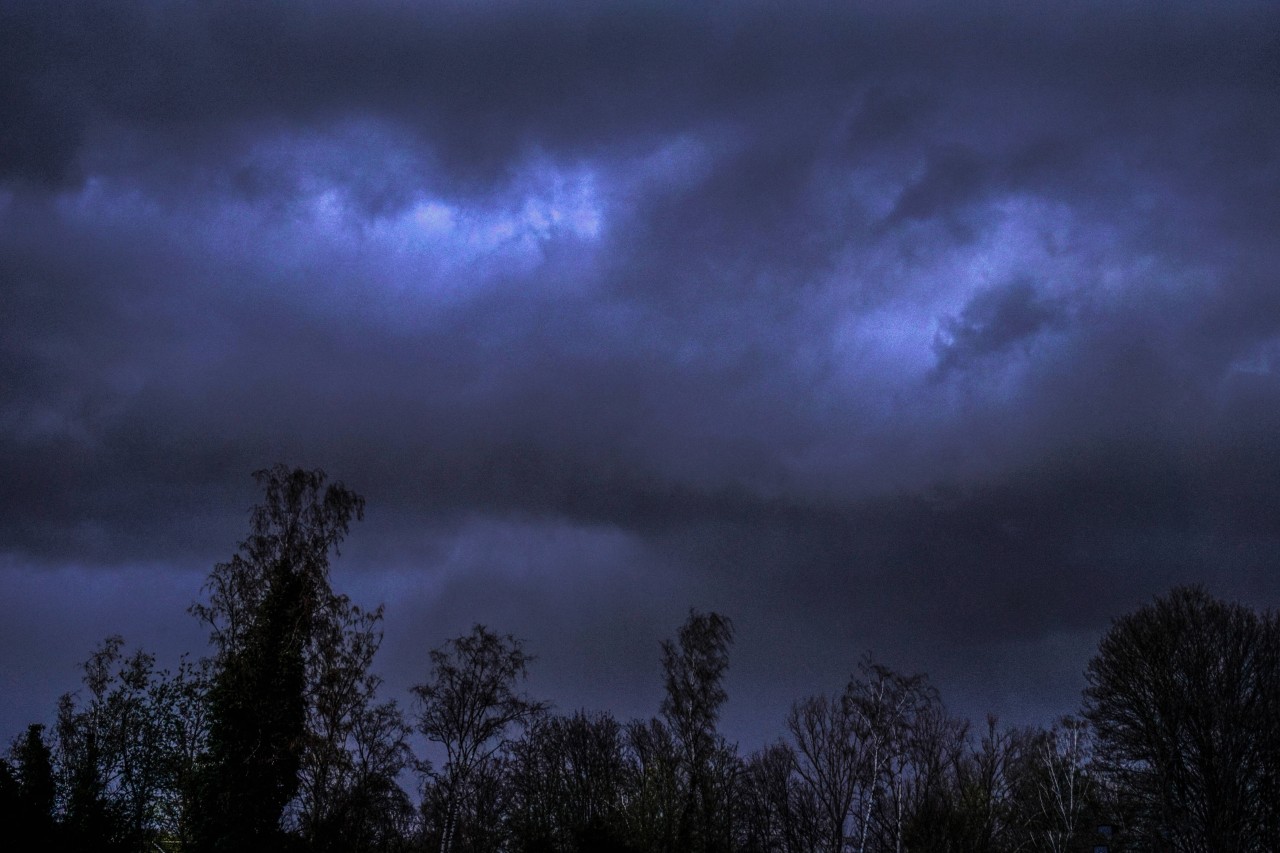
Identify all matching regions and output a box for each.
[4,1,1274,192]
[932,278,1065,375]
[3,0,1280,744]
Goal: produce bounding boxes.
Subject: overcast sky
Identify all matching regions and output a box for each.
[3,0,1280,750]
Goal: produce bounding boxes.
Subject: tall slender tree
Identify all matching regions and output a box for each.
[298,597,412,853]
[843,656,942,853]
[190,465,365,853]
[1008,716,1098,853]
[660,609,738,853]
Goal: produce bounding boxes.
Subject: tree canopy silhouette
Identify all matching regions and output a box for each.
[1084,585,1280,851]
[8,467,1280,853]
[190,465,365,853]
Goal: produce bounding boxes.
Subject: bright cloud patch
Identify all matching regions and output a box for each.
[826,195,1104,387]
[358,164,606,294]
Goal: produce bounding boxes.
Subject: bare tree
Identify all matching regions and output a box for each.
[624,716,683,853]
[933,714,1023,853]
[1083,585,1280,851]
[788,693,861,853]
[845,656,941,853]
[1001,716,1097,853]
[506,710,631,851]
[739,741,820,853]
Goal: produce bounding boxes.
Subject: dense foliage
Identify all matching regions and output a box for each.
[4,467,1277,852]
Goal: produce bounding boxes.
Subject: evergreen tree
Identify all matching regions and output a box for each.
[9,724,59,846]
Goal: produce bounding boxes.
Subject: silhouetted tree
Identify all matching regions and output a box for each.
[738,742,820,853]
[151,653,213,849]
[190,465,365,853]
[622,716,683,852]
[412,624,546,853]
[1083,585,1280,851]
[660,609,738,853]
[7,724,59,846]
[506,711,633,852]
[21,468,1280,853]
[1007,716,1099,853]
[297,597,413,853]
[788,692,862,853]
[843,656,945,853]
[0,757,18,835]
[0,757,20,842]
[54,636,178,852]
[903,714,1023,853]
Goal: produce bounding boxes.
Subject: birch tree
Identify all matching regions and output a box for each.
[412,624,545,853]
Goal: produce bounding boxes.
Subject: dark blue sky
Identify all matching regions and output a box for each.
[3,0,1280,749]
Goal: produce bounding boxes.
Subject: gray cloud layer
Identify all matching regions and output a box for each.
[3,0,1280,745]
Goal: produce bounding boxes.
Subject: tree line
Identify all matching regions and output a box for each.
[2,466,1278,852]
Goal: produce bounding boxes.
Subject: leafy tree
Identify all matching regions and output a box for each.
[196,554,311,852]
[0,757,20,840]
[0,756,17,831]
[412,624,546,853]
[9,637,211,853]
[660,609,738,853]
[150,653,214,849]
[55,636,173,852]
[190,465,365,853]
[1083,585,1280,851]
[297,596,413,853]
